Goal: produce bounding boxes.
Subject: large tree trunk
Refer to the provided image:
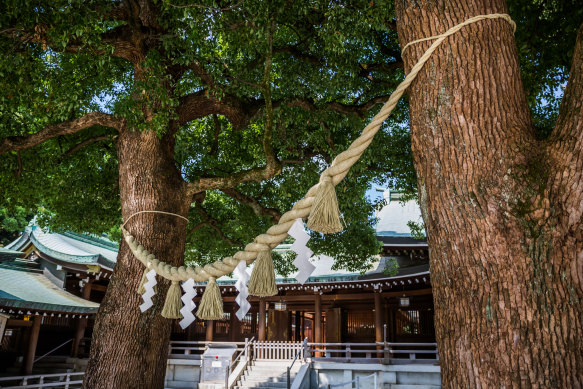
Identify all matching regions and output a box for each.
[395,0,583,387]
[83,129,190,388]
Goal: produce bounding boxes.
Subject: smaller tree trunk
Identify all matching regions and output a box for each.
[83,129,190,389]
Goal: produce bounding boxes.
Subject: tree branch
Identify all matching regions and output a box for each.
[0,113,124,154]
[286,95,391,119]
[546,23,583,235]
[61,135,113,160]
[551,23,583,146]
[186,221,208,237]
[187,61,215,87]
[167,0,244,11]
[210,115,221,156]
[177,90,255,130]
[221,188,281,222]
[2,23,143,65]
[186,22,281,196]
[194,204,242,246]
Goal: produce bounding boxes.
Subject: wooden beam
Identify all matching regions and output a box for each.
[205,320,214,341]
[24,316,41,374]
[374,292,383,344]
[207,288,432,303]
[73,282,92,357]
[89,284,107,292]
[314,294,322,343]
[7,319,33,327]
[230,305,240,341]
[314,294,322,356]
[258,299,266,341]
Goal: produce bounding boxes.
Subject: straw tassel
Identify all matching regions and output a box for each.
[161,280,183,319]
[196,277,225,320]
[307,177,343,234]
[248,249,278,297]
[137,267,150,295]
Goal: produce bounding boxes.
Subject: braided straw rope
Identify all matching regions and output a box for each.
[122,13,515,283]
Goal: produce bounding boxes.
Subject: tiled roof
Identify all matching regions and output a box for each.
[0,246,23,261]
[0,262,99,314]
[7,226,117,270]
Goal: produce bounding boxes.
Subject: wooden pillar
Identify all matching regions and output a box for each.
[294,311,301,341]
[251,310,257,335]
[205,320,214,341]
[314,294,322,357]
[374,291,383,357]
[287,311,293,341]
[73,282,92,357]
[230,305,240,341]
[0,313,9,343]
[374,291,383,343]
[258,299,266,341]
[314,294,322,343]
[24,315,42,375]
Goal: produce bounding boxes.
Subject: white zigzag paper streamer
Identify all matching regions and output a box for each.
[288,219,315,284]
[234,260,251,320]
[139,269,157,312]
[179,278,197,329]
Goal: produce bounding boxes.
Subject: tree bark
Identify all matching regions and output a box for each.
[83,129,190,389]
[395,0,583,387]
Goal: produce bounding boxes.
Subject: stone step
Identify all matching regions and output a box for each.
[245,369,294,376]
[165,379,198,388]
[235,386,288,389]
[242,375,295,383]
[237,381,288,388]
[247,365,299,372]
[243,371,296,380]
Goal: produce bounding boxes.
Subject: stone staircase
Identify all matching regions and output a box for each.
[234,360,302,389]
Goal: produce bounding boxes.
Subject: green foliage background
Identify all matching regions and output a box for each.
[0,0,580,274]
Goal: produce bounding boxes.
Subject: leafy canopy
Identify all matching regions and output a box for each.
[0,0,579,274]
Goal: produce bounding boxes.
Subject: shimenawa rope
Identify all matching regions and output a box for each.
[122,13,515,317]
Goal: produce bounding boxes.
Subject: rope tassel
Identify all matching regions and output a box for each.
[307,178,343,234]
[161,280,183,319]
[196,277,225,320]
[248,249,278,297]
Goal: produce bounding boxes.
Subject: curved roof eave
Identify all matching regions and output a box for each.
[4,231,31,251]
[0,299,98,314]
[30,232,101,265]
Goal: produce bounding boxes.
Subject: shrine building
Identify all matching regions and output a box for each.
[0,190,434,375]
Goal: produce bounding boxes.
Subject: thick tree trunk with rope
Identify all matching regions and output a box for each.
[83,128,190,389]
[395,0,583,387]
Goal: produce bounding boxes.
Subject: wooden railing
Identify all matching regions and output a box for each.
[167,340,247,359]
[0,372,84,389]
[253,341,306,360]
[308,342,438,364]
[168,340,437,363]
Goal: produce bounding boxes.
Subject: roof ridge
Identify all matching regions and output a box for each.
[60,231,119,251]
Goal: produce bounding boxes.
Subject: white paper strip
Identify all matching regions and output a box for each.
[139,269,157,312]
[234,260,251,320]
[288,218,315,285]
[179,278,197,329]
